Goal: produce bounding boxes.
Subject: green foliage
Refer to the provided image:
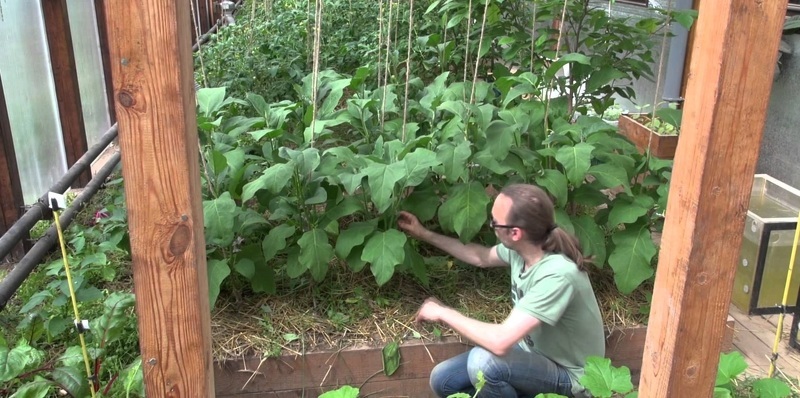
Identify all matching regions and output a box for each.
[579,357,634,398]
[320,385,360,398]
[195,4,679,303]
[382,341,401,376]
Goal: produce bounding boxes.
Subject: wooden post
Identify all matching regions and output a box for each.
[103,0,214,396]
[41,0,91,188]
[639,1,788,396]
[0,74,26,262]
[94,0,117,126]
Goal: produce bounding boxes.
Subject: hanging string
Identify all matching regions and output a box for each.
[542,0,569,138]
[401,0,415,142]
[530,0,538,74]
[381,0,395,131]
[469,0,491,107]
[378,0,385,91]
[310,0,323,147]
[190,0,208,88]
[462,0,474,101]
[646,0,675,158]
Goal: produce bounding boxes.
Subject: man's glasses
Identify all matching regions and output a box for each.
[489,219,516,230]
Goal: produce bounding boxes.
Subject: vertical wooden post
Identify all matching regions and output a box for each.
[94,0,117,126]
[0,74,26,262]
[103,0,214,396]
[42,0,91,188]
[639,1,788,396]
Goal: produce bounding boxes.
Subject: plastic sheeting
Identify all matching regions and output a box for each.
[0,1,67,204]
[67,0,111,147]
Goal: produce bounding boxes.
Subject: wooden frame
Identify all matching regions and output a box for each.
[94,0,787,395]
[639,0,788,396]
[215,321,735,396]
[94,0,116,126]
[104,0,214,396]
[41,0,91,188]
[0,74,25,262]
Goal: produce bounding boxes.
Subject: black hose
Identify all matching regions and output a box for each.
[0,125,119,260]
[0,151,121,310]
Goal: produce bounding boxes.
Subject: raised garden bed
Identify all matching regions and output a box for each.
[618,114,679,159]
[214,318,736,397]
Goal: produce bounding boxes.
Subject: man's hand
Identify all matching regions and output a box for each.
[397,211,428,240]
[415,297,449,324]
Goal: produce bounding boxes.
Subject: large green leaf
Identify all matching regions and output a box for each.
[339,172,366,196]
[555,143,595,186]
[382,341,401,376]
[90,292,135,346]
[262,224,296,262]
[752,377,791,398]
[545,53,591,79]
[10,379,50,398]
[362,229,407,286]
[585,66,628,93]
[207,259,231,308]
[234,258,255,279]
[58,346,85,368]
[196,87,226,117]
[298,229,334,282]
[281,147,320,178]
[247,262,275,294]
[579,356,633,398]
[401,187,441,222]
[51,366,89,398]
[588,164,632,196]
[363,161,406,213]
[241,161,294,202]
[438,182,490,242]
[318,197,364,229]
[319,385,360,398]
[335,222,376,259]
[402,149,441,188]
[535,170,569,208]
[403,241,429,286]
[319,78,352,117]
[554,208,576,235]
[608,224,656,294]
[0,340,45,382]
[572,215,607,268]
[485,120,515,160]
[716,352,748,386]
[203,192,238,246]
[436,141,472,183]
[607,195,655,227]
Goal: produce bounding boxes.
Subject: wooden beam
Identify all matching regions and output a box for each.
[41,0,91,188]
[94,0,117,126]
[0,74,26,262]
[639,1,788,397]
[103,0,214,396]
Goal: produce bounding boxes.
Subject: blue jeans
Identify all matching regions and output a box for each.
[429,345,573,398]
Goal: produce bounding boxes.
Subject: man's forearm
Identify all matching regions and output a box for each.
[418,229,491,267]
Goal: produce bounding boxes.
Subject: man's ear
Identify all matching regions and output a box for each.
[511,228,524,242]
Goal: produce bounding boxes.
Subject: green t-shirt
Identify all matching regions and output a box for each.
[496,244,605,395]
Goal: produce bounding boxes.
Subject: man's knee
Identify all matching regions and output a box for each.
[466,347,509,384]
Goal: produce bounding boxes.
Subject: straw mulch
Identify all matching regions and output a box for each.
[210,258,649,361]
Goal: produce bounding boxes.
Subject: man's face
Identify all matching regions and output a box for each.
[490,194,519,245]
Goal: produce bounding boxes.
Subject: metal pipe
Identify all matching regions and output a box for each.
[0,124,119,260]
[0,151,121,310]
[662,0,694,103]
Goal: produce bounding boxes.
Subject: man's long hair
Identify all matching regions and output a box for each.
[500,184,586,271]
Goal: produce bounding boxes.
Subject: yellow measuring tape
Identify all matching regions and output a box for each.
[768,207,800,378]
[52,204,97,398]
